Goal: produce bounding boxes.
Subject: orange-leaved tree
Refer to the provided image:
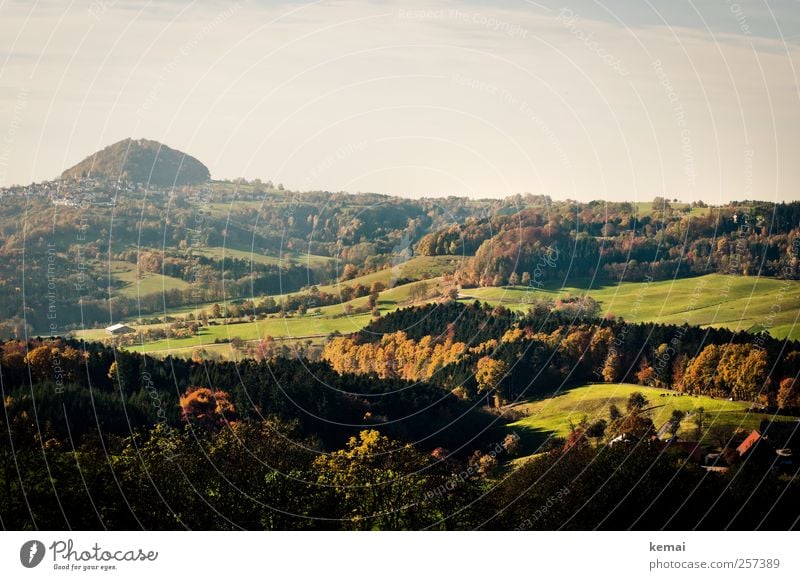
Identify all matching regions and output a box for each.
[179,386,237,431]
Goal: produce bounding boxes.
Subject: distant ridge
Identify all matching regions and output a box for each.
[60,138,210,186]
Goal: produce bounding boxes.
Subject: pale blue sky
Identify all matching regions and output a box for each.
[0,0,798,203]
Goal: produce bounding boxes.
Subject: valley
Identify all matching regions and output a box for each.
[3,138,800,532]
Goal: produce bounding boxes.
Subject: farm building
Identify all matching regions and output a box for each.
[105,323,135,335]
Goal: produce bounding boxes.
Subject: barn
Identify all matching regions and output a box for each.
[105,323,135,335]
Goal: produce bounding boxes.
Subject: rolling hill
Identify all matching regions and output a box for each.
[508,383,797,450]
[60,138,210,185]
[460,274,800,340]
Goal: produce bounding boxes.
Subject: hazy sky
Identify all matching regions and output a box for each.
[1,0,799,202]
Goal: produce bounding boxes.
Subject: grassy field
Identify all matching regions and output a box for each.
[122,310,373,354]
[145,336,329,361]
[631,201,711,218]
[460,273,800,340]
[109,260,190,298]
[508,382,797,450]
[193,246,333,269]
[315,255,463,293]
[687,205,711,218]
[74,255,457,356]
[89,260,799,359]
[110,254,459,320]
[75,276,445,356]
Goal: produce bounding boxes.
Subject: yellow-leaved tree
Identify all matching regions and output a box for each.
[312,429,434,530]
[475,356,509,407]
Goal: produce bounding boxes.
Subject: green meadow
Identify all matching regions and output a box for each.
[75,276,444,355]
[193,246,333,269]
[461,273,800,339]
[80,264,799,359]
[508,382,796,450]
[109,260,190,298]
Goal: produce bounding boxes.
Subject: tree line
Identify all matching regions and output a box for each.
[336,301,800,407]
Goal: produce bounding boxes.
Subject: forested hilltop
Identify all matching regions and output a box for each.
[0,169,495,334]
[60,138,210,186]
[418,197,800,285]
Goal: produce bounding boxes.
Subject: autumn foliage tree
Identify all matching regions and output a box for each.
[636,356,656,385]
[23,342,84,384]
[606,392,654,440]
[777,378,799,409]
[312,430,435,530]
[475,356,509,407]
[602,350,623,383]
[179,386,237,431]
[683,344,768,400]
[682,345,721,394]
[323,331,467,381]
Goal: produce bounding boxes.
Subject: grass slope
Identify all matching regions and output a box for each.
[193,246,333,269]
[508,383,795,450]
[75,277,443,355]
[123,311,374,354]
[116,254,458,318]
[109,260,190,298]
[315,255,462,293]
[461,273,800,339]
[87,266,799,359]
